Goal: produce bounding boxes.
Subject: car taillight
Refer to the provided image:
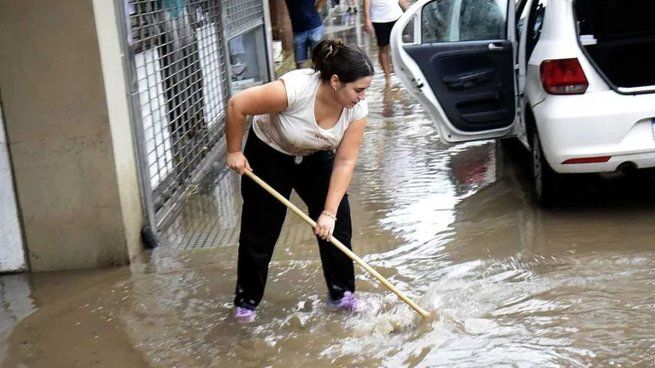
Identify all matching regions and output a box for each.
[540,58,588,95]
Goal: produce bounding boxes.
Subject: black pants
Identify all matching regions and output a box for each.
[234,130,355,310]
[373,21,397,47]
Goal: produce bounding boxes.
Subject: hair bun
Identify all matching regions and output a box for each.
[311,38,375,83]
[325,39,345,59]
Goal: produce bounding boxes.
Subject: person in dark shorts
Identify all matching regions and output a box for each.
[364,0,408,81]
[285,0,327,69]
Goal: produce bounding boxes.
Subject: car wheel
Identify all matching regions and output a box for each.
[532,131,560,207]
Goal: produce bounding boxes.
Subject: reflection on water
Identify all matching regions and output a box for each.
[3,14,655,368]
[0,275,34,363]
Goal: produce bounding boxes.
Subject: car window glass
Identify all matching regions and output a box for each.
[525,0,547,62]
[530,1,546,38]
[422,0,508,43]
[516,0,529,38]
[401,15,416,43]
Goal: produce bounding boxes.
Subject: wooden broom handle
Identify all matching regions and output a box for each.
[244,170,430,318]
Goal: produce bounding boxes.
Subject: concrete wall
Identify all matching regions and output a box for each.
[0,97,27,272]
[92,0,144,264]
[0,0,143,271]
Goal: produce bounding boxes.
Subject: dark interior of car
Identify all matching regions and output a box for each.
[575,0,655,89]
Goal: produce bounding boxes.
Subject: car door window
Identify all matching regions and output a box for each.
[422,0,508,43]
[402,15,416,44]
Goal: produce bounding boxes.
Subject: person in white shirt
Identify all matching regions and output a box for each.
[226,39,375,321]
[364,0,408,82]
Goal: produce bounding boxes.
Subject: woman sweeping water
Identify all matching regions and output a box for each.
[225,39,375,321]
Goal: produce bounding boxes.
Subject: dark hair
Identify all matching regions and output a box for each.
[312,39,375,83]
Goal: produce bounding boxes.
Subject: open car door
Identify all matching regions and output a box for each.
[391,0,517,143]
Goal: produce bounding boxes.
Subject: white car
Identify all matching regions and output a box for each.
[390,0,655,206]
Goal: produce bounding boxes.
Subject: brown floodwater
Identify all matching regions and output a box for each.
[3,13,655,368]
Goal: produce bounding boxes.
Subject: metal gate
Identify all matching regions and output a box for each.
[115,0,266,242]
[223,0,265,38]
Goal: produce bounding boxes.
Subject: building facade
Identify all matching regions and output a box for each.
[0,0,273,272]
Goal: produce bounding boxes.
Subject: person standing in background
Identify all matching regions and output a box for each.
[363,0,408,82]
[285,0,327,69]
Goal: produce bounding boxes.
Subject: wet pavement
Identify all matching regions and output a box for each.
[3,10,655,368]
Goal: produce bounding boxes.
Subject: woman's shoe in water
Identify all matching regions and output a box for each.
[327,291,358,311]
[234,306,256,322]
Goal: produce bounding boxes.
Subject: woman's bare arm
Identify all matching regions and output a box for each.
[226,80,288,153]
[225,80,288,173]
[363,0,373,33]
[324,118,367,215]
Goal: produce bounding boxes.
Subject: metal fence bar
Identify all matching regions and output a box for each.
[222,0,264,39]
[113,0,159,246]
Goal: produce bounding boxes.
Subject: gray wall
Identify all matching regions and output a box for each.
[0,0,143,271]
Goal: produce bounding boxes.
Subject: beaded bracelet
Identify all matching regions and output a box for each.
[321,210,337,221]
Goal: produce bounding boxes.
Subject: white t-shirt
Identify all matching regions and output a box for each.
[369,0,403,23]
[253,69,368,156]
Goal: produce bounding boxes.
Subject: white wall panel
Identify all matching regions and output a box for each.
[0,102,26,272]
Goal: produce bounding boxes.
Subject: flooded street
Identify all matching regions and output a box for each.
[3,13,655,368]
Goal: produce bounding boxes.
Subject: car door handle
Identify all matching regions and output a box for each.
[488,42,505,51]
[442,68,495,89]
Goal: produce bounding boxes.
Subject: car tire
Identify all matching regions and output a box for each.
[532,131,560,207]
